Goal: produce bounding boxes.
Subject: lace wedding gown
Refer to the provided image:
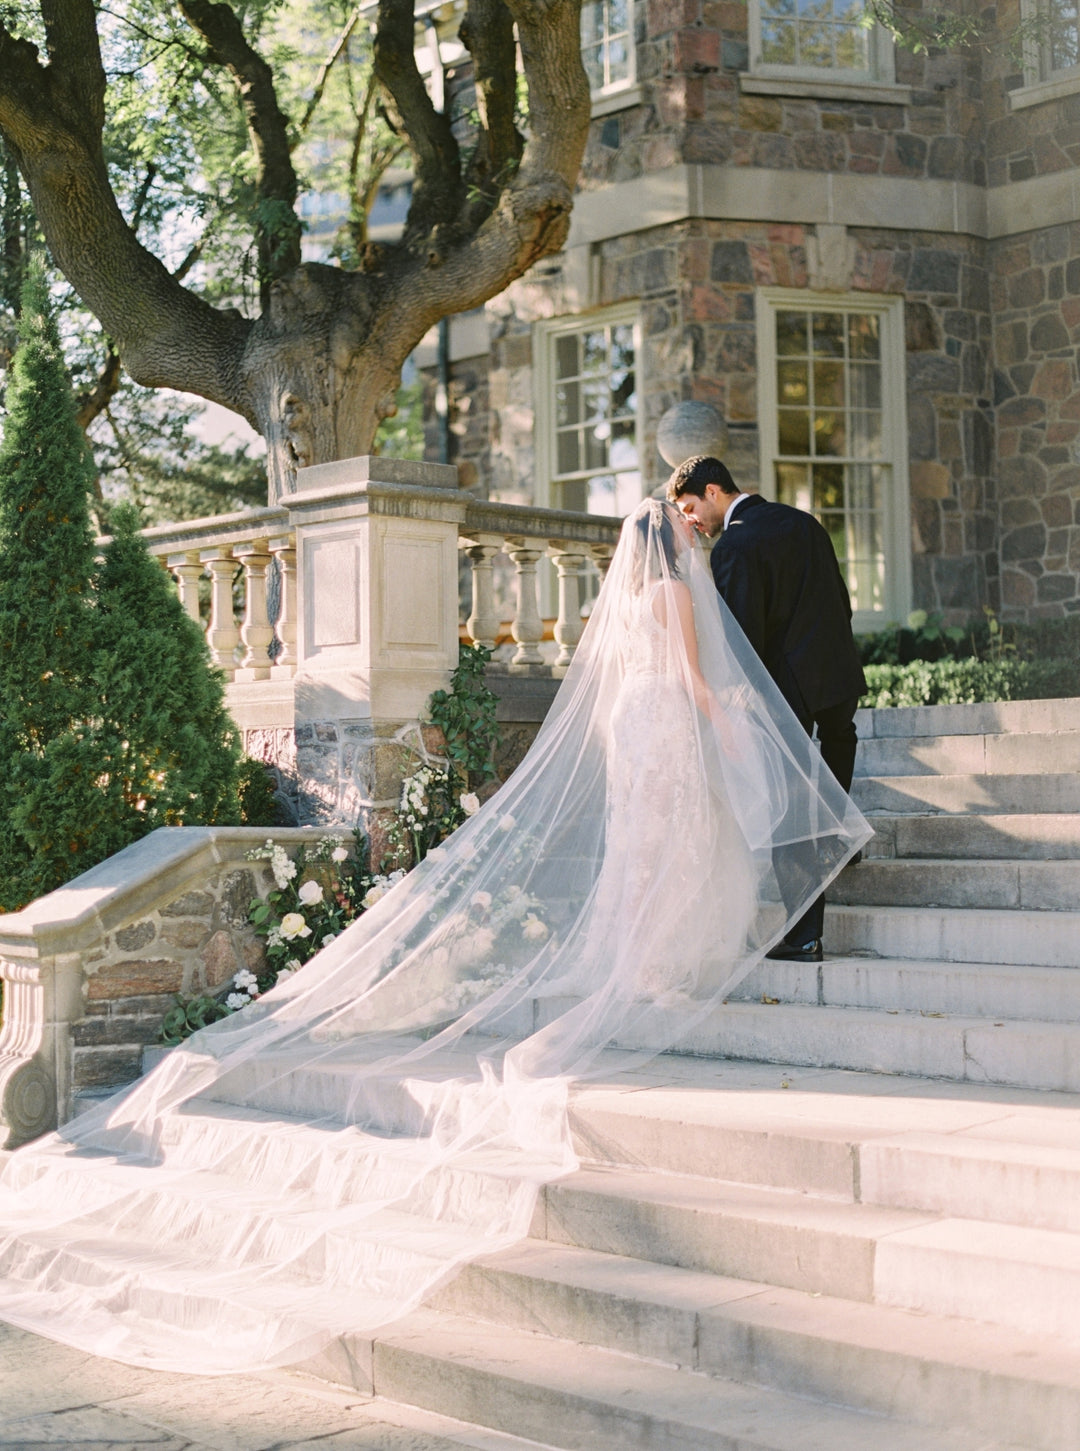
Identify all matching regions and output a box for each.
[0,500,870,1374]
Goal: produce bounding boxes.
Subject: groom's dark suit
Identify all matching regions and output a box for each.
[711,493,866,945]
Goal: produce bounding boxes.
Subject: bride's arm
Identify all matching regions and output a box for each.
[653,583,733,738]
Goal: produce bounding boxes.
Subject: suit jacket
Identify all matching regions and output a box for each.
[710,494,866,723]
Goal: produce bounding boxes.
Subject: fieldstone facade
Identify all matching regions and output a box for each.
[432,0,1080,625]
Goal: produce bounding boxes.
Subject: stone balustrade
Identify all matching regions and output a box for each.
[140,494,623,683]
[459,499,620,671]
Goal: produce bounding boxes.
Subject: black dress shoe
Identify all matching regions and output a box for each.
[765,938,823,963]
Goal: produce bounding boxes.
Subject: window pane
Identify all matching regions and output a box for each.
[850,411,883,459]
[609,0,629,31]
[762,18,797,62]
[849,362,881,409]
[812,313,845,356]
[848,313,880,359]
[776,462,811,511]
[778,360,809,404]
[813,361,844,407]
[848,464,883,512]
[813,463,845,510]
[610,417,637,469]
[813,411,845,456]
[582,330,606,371]
[776,311,809,355]
[778,409,811,454]
[581,2,602,45]
[585,423,608,471]
[555,334,579,379]
[557,429,580,475]
[588,473,617,513]
[556,382,580,427]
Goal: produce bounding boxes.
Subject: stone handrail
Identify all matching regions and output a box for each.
[138,506,295,683]
[460,499,622,668]
[139,492,624,679]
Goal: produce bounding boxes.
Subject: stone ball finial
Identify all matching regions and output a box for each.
[657,402,727,468]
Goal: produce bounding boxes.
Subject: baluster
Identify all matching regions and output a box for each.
[589,542,616,580]
[269,535,297,676]
[201,546,239,677]
[548,543,585,670]
[233,539,274,681]
[506,540,545,667]
[168,552,204,625]
[463,534,504,649]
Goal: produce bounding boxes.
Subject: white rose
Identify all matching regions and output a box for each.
[460,792,481,816]
[499,814,516,832]
[362,886,386,909]
[522,914,548,941]
[280,912,311,941]
[297,879,324,906]
[225,992,250,1010]
[472,927,496,957]
[472,891,492,911]
[331,846,349,863]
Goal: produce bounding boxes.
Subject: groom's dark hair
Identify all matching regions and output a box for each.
[666,455,738,502]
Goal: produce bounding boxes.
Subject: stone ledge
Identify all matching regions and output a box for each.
[741,74,913,105]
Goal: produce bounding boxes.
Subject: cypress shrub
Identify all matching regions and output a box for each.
[0,268,242,910]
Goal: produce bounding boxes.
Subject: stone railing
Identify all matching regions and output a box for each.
[0,826,334,1146]
[459,499,620,670]
[141,494,623,684]
[132,461,623,824]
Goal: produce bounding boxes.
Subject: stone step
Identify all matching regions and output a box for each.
[852,772,1080,816]
[826,902,1080,967]
[864,813,1080,860]
[732,955,1080,1023]
[854,729,1080,779]
[828,858,1080,909]
[856,698,1080,743]
[568,1064,1080,1231]
[541,1165,1080,1342]
[367,1307,1021,1451]
[429,1240,1080,1451]
[664,1000,1080,1092]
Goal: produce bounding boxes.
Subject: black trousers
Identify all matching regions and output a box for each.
[781,694,860,947]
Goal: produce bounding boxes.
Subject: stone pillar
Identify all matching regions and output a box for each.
[283,457,467,827]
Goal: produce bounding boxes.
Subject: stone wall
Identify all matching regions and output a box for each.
[0,828,333,1144]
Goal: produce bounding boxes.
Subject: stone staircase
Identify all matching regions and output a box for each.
[6,696,1080,1448]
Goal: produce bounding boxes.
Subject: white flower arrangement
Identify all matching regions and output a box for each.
[280,911,311,941]
[460,792,480,816]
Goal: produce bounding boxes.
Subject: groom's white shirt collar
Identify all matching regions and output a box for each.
[723,492,750,529]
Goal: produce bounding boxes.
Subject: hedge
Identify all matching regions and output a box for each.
[860,657,1080,709]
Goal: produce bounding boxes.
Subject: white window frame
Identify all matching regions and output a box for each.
[755,288,910,632]
[1012,0,1080,107]
[534,304,644,615]
[581,0,637,105]
[747,0,896,89]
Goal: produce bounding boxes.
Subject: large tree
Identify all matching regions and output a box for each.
[0,0,590,502]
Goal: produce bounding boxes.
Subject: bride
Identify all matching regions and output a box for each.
[0,498,870,1375]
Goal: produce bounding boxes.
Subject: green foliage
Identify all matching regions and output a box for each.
[374,375,426,462]
[158,993,232,1046]
[858,609,969,666]
[428,643,500,784]
[237,757,282,827]
[0,273,242,911]
[0,267,110,907]
[860,657,1080,709]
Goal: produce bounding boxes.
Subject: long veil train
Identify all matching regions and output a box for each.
[0,500,871,1374]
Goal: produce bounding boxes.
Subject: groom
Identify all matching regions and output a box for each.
[667,454,866,963]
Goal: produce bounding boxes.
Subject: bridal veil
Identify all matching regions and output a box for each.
[0,499,871,1374]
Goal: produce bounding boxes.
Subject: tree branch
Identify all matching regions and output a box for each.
[296,5,363,143]
[0,11,252,416]
[76,341,122,431]
[460,0,522,218]
[374,0,464,249]
[178,0,300,295]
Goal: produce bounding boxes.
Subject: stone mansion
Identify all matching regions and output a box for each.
[399,0,1080,632]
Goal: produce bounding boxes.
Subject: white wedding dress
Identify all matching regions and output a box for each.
[0,500,871,1374]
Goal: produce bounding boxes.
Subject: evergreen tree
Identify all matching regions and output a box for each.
[0,269,243,911]
[91,504,242,849]
[0,266,108,908]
